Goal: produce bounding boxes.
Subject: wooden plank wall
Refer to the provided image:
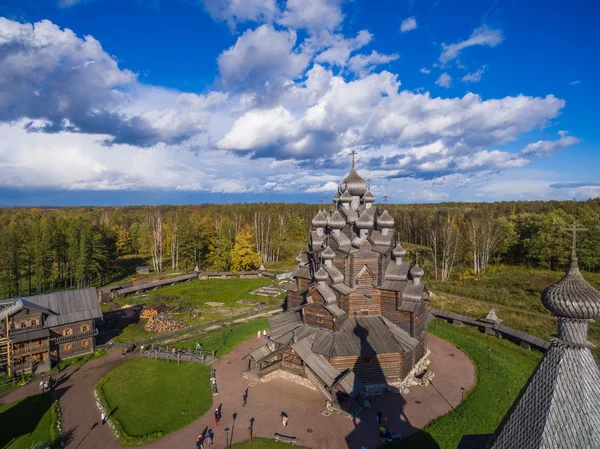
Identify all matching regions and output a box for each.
[304,304,335,330]
[329,353,402,384]
[349,266,381,316]
[287,290,304,310]
[380,291,411,333]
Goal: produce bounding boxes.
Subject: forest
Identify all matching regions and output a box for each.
[1,198,599,300]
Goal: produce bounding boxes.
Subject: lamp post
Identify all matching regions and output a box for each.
[460,387,465,417]
[487,347,491,370]
[224,427,230,448]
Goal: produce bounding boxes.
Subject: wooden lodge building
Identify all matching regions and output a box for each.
[246,161,429,407]
[0,288,102,374]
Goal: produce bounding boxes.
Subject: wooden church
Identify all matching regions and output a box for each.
[246,159,429,404]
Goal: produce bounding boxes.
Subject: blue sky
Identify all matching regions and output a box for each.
[0,0,598,205]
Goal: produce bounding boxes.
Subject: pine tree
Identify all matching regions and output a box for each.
[231,224,261,272]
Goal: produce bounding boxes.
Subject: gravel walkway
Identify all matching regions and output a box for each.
[0,333,474,449]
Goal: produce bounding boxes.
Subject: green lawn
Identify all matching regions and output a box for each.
[230,438,309,448]
[0,394,59,449]
[52,349,106,372]
[96,357,213,446]
[113,320,157,343]
[114,278,282,309]
[0,373,35,393]
[429,264,600,356]
[175,317,270,357]
[393,319,541,449]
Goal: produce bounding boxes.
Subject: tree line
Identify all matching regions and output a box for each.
[0,198,599,299]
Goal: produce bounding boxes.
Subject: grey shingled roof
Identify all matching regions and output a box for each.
[1,288,101,328]
[269,310,303,343]
[487,342,600,449]
[311,316,418,357]
[487,248,600,449]
[11,328,50,344]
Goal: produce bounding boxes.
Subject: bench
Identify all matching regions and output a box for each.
[274,433,297,445]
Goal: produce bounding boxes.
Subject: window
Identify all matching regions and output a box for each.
[316,316,324,324]
[63,328,73,336]
[20,321,27,329]
[31,319,39,327]
[360,310,369,316]
[65,343,73,351]
[82,339,90,347]
[81,324,89,333]
[9,322,15,331]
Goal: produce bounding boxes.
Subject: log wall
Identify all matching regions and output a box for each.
[303,304,335,330]
[329,353,403,384]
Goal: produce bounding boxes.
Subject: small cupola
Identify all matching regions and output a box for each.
[410,264,424,285]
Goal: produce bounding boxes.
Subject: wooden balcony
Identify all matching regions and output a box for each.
[8,323,44,335]
[51,328,98,344]
[13,343,50,356]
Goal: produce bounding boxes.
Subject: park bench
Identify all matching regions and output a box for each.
[274,433,297,444]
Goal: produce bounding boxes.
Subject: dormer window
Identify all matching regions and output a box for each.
[316,316,324,324]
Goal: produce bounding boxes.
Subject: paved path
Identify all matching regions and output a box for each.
[0,334,475,449]
[435,291,553,319]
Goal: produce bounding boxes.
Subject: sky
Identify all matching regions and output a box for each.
[0,0,599,206]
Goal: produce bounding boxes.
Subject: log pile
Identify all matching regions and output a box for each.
[144,315,187,333]
[140,308,159,319]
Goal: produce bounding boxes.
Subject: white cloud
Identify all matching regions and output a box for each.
[400,17,417,33]
[58,0,82,7]
[202,0,278,28]
[313,30,372,68]
[420,67,431,74]
[348,50,399,77]
[462,66,486,83]
[570,80,581,85]
[435,72,452,88]
[278,0,344,33]
[440,25,503,64]
[217,25,311,88]
[520,131,581,157]
[305,181,339,192]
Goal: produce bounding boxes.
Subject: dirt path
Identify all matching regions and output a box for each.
[1,334,475,449]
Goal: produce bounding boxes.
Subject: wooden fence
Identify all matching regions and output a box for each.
[430,308,551,352]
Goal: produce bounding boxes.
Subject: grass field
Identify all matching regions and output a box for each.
[393,319,541,449]
[52,349,107,372]
[96,357,213,446]
[113,321,157,344]
[429,264,600,357]
[114,278,283,309]
[0,394,59,449]
[174,317,270,356]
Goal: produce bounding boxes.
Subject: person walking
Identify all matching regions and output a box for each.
[242,389,248,407]
[101,411,107,425]
[206,429,214,447]
[257,330,261,339]
[281,411,288,427]
[376,410,382,424]
[196,434,204,449]
[214,408,221,426]
[262,330,267,338]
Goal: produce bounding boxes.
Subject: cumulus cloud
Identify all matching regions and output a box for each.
[462,66,486,83]
[400,17,417,32]
[305,181,339,192]
[420,67,431,74]
[0,18,227,146]
[58,0,82,7]
[435,72,452,88]
[570,80,581,85]
[202,0,278,28]
[520,131,581,157]
[278,0,344,33]
[312,30,372,68]
[217,25,311,89]
[440,25,503,64]
[348,50,399,77]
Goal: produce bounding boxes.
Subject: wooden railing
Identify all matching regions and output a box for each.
[9,323,44,334]
[51,328,98,344]
[13,343,50,356]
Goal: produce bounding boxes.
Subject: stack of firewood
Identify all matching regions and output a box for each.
[140,308,159,319]
[144,315,186,333]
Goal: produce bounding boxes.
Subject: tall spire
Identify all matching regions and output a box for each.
[351,150,357,168]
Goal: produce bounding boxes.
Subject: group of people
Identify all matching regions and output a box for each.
[38,375,54,391]
[376,410,396,443]
[121,344,134,358]
[256,329,268,338]
[196,429,214,448]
